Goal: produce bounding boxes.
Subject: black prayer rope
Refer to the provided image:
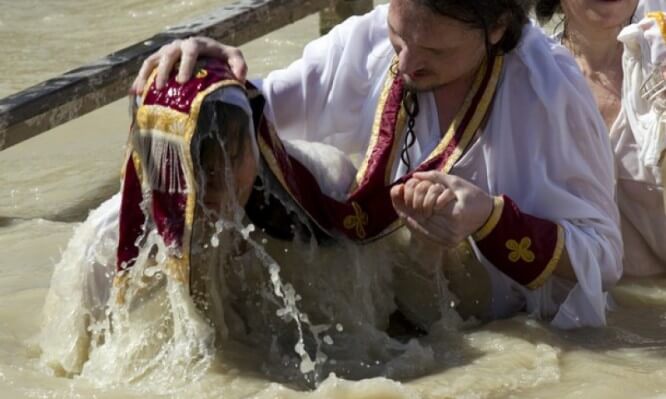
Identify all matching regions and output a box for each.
[400,90,419,171]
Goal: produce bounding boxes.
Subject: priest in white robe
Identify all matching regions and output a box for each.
[239,3,622,329]
[41,1,625,376]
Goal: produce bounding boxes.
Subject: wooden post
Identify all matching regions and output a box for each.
[319,0,373,36]
[0,0,330,151]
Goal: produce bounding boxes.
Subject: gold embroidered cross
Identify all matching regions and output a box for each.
[506,237,535,263]
[343,201,368,239]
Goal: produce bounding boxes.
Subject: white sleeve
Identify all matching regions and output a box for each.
[486,26,623,328]
[549,52,623,328]
[618,11,666,167]
[258,5,391,145]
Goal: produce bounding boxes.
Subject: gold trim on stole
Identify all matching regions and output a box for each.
[527,224,565,290]
[354,69,396,188]
[126,72,244,289]
[427,56,504,170]
[350,64,409,190]
[382,56,505,237]
[258,55,504,242]
[136,105,189,136]
[384,104,409,183]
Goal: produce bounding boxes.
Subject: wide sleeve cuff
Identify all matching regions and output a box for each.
[473,195,565,290]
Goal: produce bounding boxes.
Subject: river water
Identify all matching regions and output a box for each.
[1,1,666,398]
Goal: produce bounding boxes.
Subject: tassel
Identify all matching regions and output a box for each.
[134,131,189,194]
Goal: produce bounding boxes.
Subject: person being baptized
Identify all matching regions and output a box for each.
[38,59,488,387]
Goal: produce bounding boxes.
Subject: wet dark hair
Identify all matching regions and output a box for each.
[398,1,534,171]
[414,0,534,55]
[534,0,561,24]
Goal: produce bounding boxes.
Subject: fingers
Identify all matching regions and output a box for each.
[412,170,444,184]
[226,47,248,83]
[434,186,457,211]
[156,42,183,89]
[131,40,183,95]
[176,38,201,84]
[393,177,454,219]
[422,183,446,218]
[393,180,461,247]
[130,37,249,95]
[412,170,467,191]
[177,38,249,83]
[197,38,247,82]
[396,172,489,248]
[411,180,433,216]
[131,53,160,95]
[402,178,419,213]
[390,184,407,215]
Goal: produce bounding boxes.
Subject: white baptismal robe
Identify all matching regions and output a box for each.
[259,5,621,329]
[611,0,666,276]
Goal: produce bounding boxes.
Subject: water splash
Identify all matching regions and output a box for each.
[38,128,468,393]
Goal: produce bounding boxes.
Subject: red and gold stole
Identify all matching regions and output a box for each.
[253,56,504,243]
[116,60,243,291]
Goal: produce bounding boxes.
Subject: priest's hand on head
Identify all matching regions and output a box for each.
[390,171,494,248]
[130,36,248,95]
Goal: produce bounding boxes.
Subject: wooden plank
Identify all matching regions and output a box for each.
[0,0,329,151]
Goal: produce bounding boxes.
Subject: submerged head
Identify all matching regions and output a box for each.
[387,0,530,91]
[198,102,258,218]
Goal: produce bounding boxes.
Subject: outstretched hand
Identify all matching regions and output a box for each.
[390,171,494,247]
[130,36,248,95]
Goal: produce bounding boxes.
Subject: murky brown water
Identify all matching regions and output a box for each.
[1,2,666,398]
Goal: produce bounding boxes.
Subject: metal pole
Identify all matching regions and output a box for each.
[0,0,329,151]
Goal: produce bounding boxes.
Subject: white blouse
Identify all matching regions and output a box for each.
[613,0,666,275]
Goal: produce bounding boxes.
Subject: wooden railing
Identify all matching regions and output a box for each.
[0,0,378,151]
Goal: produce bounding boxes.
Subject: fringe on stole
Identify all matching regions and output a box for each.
[133,131,190,195]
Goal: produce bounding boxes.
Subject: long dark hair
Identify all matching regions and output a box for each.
[413,0,533,55]
[398,0,533,170]
[399,0,534,170]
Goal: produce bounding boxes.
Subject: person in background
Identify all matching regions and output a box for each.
[536,0,666,277]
